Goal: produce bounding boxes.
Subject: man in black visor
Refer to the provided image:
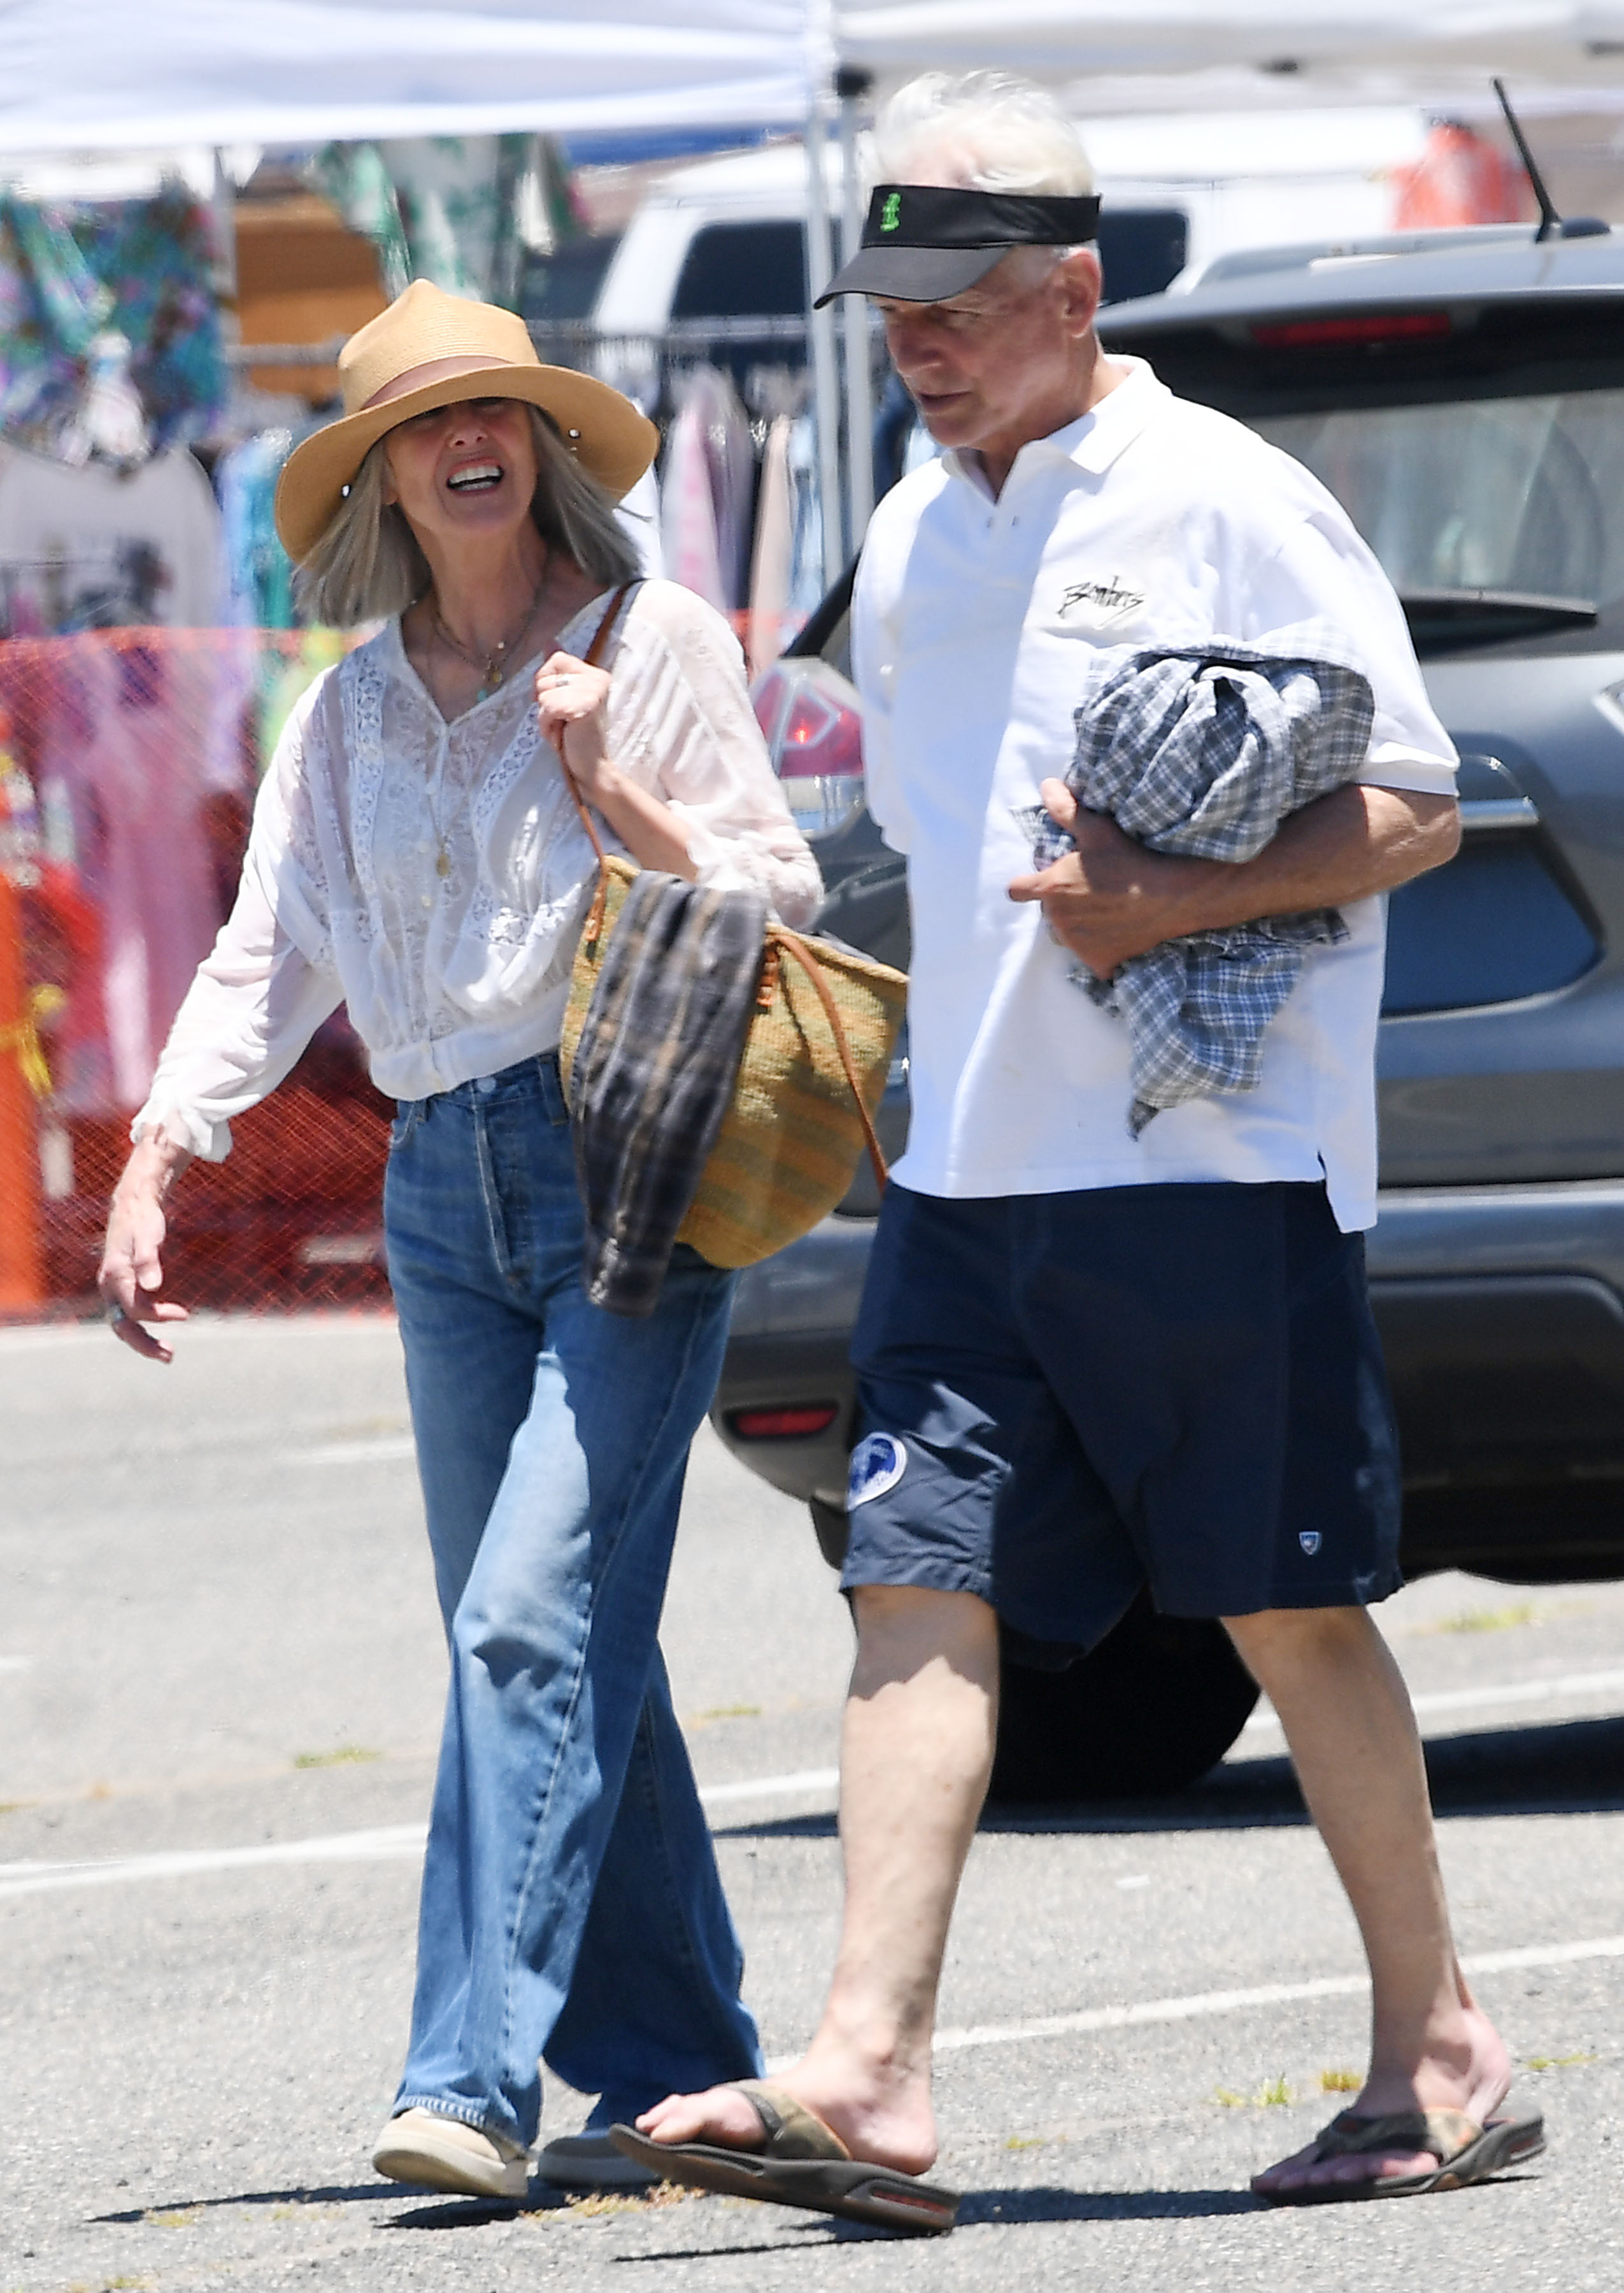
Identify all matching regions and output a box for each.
[622,71,1527,2228]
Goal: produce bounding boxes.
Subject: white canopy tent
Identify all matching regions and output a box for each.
[835,3,1624,97]
[3,0,1623,569]
[0,0,816,152]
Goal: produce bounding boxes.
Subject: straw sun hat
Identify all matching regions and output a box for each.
[273,279,659,564]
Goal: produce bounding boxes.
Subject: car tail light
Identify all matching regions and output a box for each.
[751,656,865,836]
[1250,311,1452,350]
[728,1403,841,1440]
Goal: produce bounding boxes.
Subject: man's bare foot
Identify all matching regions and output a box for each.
[1251,2002,1513,2197]
[634,2042,937,2180]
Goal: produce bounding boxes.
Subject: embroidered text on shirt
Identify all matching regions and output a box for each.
[1060,575,1146,618]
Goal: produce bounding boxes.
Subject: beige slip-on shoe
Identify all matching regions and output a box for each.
[372,2106,531,2199]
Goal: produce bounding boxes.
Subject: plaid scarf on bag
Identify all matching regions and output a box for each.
[1029,624,1376,1135]
[569,869,767,1317]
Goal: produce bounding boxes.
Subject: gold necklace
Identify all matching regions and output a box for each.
[431,555,549,701]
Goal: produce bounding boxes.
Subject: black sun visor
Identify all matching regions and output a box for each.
[815,183,1102,307]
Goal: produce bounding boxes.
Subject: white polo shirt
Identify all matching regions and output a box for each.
[850,357,1458,1232]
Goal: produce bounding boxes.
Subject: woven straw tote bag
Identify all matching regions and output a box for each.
[557,590,908,1269]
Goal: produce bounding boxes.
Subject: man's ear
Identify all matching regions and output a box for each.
[1055,246,1104,341]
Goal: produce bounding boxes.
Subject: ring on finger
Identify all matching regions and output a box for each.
[104,1301,127,1327]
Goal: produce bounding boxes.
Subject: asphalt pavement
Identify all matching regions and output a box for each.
[4,1312,1623,2292]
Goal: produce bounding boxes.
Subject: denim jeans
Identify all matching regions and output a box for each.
[382,1052,762,2149]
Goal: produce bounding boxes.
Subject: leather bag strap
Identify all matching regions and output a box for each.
[559,582,635,867]
[774,927,888,1192]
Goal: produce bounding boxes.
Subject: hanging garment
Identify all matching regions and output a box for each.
[785,411,826,624]
[6,629,252,1111]
[0,441,225,634]
[699,367,755,612]
[69,189,228,452]
[748,413,794,674]
[218,428,300,629]
[661,376,728,615]
[0,196,104,442]
[313,135,560,311]
[0,188,225,462]
[615,464,666,582]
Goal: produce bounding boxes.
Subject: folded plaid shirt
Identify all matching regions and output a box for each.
[569,869,767,1316]
[1029,622,1376,1135]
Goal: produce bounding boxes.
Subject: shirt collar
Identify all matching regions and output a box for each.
[942,355,1167,497]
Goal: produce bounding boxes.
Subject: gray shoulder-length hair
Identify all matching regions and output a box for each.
[294,404,641,627]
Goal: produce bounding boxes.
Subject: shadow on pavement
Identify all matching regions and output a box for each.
[716,1711,1624,1840]
[953,2185,1261,2224]
[93,2182,395,2222]
[601,2184,1260,2259]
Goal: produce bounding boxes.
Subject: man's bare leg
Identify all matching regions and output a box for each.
[1226,1605,1511,2197]
[634,1583,998,2172]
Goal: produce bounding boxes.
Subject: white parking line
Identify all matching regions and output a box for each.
[1243,1664,1624,1737]
[296,1436,417,1466]
[929,1933,1624,2059]
[0,1768,841,1902]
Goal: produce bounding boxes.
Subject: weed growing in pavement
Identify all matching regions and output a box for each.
[143,2208,202,2228]
[694,1704,762,1724]
[1214,2078,1292,2108]
[1004,2134,1046,2150]
[1428,1603,1537,1634]
[1319,2069,1362,2092]
[536,2183,692,2222]
[1526,2052,1597,2071]
[291,1745,380,1769]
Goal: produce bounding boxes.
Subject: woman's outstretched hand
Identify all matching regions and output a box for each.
[536,650,614,800]
[98,1132,194,1362]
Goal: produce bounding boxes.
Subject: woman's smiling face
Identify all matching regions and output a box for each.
[382,396,539,550]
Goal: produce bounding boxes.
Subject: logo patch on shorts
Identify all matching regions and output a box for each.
[848,1433,908,1510]
[1299,1531,1323,1556]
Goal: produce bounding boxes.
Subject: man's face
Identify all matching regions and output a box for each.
[875,247,1103,462]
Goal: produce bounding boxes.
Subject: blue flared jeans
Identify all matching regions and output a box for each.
[382,1052,762,2150]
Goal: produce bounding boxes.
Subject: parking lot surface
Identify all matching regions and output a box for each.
[4,1313,1624,2291]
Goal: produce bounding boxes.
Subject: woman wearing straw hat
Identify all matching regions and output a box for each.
[97,280,822,2199]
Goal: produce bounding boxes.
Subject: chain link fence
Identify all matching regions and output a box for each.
[0,624,390,1320]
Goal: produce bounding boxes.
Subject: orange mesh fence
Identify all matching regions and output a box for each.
[0,624,392,1322]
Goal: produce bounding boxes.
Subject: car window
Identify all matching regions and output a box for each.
[671,220,807,320]
[522,235,622,323]
[1097,209,1189,306]
[1255,392,1624,610]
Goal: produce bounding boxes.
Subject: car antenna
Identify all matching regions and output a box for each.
[1492,77,1609,241]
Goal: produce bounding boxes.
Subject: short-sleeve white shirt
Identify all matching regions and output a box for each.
[851,356,1458,1231]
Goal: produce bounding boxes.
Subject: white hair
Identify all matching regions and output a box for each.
[871,71,1095,199]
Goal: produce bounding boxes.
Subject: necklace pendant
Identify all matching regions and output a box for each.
[436,848,452,880]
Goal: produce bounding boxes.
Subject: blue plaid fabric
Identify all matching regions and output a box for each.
[1029,624,1375,1135]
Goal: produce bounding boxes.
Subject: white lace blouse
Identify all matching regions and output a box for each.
[134,580,823,1161]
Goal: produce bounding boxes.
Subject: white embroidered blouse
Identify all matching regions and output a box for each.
[134,580,823,1161]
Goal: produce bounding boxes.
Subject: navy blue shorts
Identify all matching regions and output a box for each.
[842,1180,1402,1664]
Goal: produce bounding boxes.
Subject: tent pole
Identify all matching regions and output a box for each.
[804,96,845,583]
[836,68,875,549]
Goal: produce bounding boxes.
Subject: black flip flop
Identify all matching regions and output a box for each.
[1257,2103,1546,2204]
[609,2080,958,2236]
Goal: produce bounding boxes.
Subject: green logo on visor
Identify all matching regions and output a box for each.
[880,191,902,233]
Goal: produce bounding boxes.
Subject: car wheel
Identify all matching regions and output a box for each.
[988,1591,1260,1803]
